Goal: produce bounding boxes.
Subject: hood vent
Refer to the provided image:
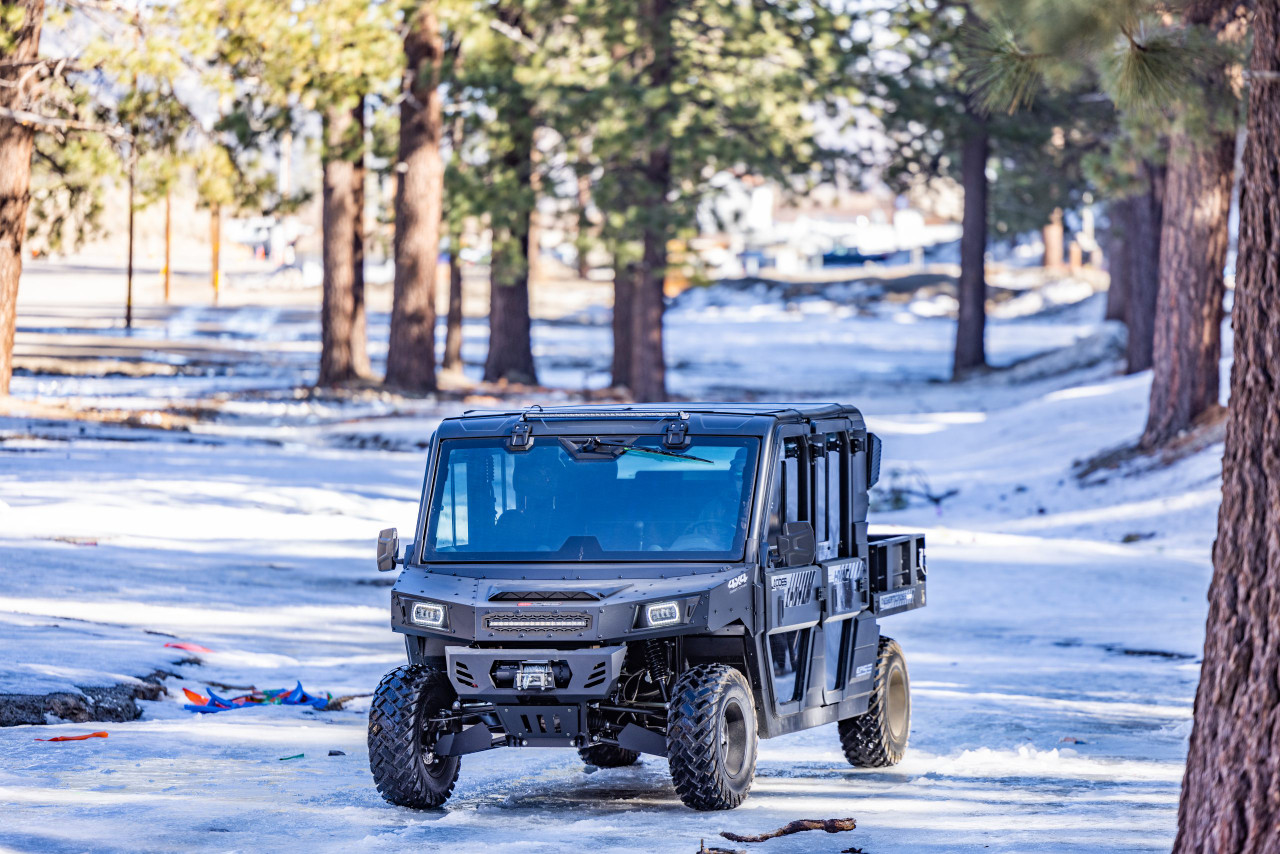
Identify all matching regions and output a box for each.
[489,590,600,602]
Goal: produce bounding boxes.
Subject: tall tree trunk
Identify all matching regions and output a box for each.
[953,112,988,378]
[1140,6,1240,448]
[0,0,44,397]
[386,3,445,393]
[319,102,360,386]
[629,0,674,402]
[485,216,538,385]
[1124,160,1165,374]
[1174,2,1280,848]
[611,256,634,389]
[483,91,538,385]
[576,138,594,279]
[349,96,369,379]
[1103,200,1128,322]
[443,230,464,371]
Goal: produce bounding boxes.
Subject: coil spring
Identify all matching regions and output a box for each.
[644,639,669,685]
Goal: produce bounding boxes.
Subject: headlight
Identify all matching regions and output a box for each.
[410,601,447,628]
[645,601,681,627]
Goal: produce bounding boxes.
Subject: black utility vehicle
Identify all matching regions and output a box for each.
[368,403,926,811]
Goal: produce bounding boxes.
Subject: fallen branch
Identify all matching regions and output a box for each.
[721,818,857,843]
[698,842,743,854]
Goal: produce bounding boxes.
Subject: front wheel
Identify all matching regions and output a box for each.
[368,664,461,808]
[667,664,758,810]
[838,637,911,767]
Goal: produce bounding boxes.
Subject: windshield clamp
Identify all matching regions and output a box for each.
[508,421,533,451]
[664,417,689,448]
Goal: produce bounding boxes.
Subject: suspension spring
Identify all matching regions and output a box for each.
[644,639,669,690]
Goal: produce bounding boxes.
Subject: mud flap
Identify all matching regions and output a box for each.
[617,722,668,756]
[435,723,496,757]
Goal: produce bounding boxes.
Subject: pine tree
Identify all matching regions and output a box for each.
[385,1,447,393]
[1174,1,1280,847]
[561,0,861,399]
[0,0,48,396]
[968,0,1247,442]
[863,1,1114,379]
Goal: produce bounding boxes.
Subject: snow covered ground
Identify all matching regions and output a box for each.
[0,274,1221,853]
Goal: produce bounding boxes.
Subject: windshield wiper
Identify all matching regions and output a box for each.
[590,439,712,464]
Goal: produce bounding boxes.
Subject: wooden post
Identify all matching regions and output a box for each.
[126,147,135,330]
[163,189,171,302]
[210,202,221,305]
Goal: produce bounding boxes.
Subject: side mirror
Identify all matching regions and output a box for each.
[773,521,816,567]
[376,527,399,572]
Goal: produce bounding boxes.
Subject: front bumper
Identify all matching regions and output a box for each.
[444,644,627,701]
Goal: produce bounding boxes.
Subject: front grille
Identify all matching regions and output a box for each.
[490,590,600,602]
[483,612,592,632]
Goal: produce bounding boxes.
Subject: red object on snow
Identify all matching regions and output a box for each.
[35,731,109,742]
[165,642,214,653]
[183,688,209,705]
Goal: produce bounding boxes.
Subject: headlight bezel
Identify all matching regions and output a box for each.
[410,600,448,629]
[644,600,682,627]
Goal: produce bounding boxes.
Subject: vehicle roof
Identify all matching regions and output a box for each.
[458,402,857,419]
[435,402,865,441]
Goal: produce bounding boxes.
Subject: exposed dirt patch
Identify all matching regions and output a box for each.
[0,669,174,727]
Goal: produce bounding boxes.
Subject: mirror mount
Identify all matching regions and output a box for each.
[376,527,400,572]
[771,521,816,568]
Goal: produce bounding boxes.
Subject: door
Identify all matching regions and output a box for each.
[762,427,823,715]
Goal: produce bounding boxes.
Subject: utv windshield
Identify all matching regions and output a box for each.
[422,436,759,561]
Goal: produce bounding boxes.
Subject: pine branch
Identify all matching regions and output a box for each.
[963,19,1046,115]
[0,105,132,140]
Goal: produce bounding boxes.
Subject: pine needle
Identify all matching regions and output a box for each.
[962,20,1045,115]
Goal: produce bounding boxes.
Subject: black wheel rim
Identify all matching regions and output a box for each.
[720,696,750,777]
[886,665,908,742]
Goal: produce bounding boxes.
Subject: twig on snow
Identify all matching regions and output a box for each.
[720,817,857,843]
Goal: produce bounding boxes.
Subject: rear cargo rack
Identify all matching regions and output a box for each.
[867,533,927,616]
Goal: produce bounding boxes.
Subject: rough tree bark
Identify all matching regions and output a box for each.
[629,0,674,402]
[1140,3,1241,448]
[385,4,445,392]
[319,102,360,386]
[611,257,635,390]
[0,0,44,397]
[442,230,464,372]
[483,92,538,385]
[349,96,370,379]
[1174,2,1280,849]
[1124,160,1165,375]
[953,111,988,378]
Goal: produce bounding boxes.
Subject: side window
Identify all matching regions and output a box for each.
[769,436,804,539]
[810,432,846,560]
[828,432,848,557]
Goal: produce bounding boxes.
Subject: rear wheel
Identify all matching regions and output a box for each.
[667,664,758,810]
[578,744,641,768]
[838,637,910,767]
[368,664,461,808]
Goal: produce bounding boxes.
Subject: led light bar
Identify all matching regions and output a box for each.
[484,612,592,632]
